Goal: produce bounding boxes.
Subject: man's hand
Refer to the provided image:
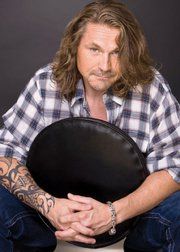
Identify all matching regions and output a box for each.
[0,157,96,244]
[59,193,112,236]
[46,197,96,244]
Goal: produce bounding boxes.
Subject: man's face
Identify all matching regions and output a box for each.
[77,23,122,96]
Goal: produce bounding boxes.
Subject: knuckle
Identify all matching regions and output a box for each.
[86,197,92,203]
[74,234,81,241]
[80,212,86,219]
[56,233,63,239]
[82,219,91,227]
[71,222,78,230]
[71,229,77,236]
[85,212,90,218]
[71,222,75,228]
[87,220,92,226]
[89,230,94,236]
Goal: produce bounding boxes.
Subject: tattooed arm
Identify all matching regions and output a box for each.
[0,156,95,244]
[0,156,55,216]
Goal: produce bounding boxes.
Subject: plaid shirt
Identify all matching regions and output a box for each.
[0,64,179,183]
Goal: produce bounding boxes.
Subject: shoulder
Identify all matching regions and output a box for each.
[150,70,171,96]
[149,70,179,112]
[135,69,175,112]
[18,64,62,108]
[34,63,52,78]
[32,63,59,92]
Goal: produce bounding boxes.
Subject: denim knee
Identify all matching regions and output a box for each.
[0,184,36,223]
[0,184,57,250]
[0,219,13,251]
[124,191,180,251]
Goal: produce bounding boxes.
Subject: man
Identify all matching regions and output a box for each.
[0,0,179,251]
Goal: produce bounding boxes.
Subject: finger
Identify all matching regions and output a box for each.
[68,193,92,205]
[70,200,92,211]
[55,229,96,244]
[59,224,69,231]
[74,234,96,244]
[60,211,86,224]
[55,228,76,239]
[57,220,71,230]
[71,222,94,236]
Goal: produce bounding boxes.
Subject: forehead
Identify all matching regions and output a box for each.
[79,23,120,49]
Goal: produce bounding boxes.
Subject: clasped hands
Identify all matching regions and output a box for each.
[48,193,112,244]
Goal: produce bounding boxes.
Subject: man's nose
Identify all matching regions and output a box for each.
[98,53,111,72]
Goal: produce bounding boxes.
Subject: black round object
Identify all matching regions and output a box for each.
[26,117,149,248]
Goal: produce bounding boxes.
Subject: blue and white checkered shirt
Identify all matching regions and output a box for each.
[0,64,179,183]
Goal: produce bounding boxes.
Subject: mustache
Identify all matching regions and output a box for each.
[90,70,115,78]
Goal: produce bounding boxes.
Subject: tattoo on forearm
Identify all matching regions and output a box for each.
[0,157,55,216]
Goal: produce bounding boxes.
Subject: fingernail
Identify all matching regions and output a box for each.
[91,239,96,244]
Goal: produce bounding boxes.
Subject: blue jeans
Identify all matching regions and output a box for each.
[0,184,57,251]
[0,184,179,252]
[124,191,180,252]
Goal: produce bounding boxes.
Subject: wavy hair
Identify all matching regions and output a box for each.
[52,0,155,100]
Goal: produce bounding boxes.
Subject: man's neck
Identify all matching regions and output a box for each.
[85,92,107,121]
[85,89,105,101]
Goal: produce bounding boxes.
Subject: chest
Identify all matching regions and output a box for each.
[88,102,107,121]
[43,97,150,153]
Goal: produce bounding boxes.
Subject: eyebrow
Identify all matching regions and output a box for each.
[86,42,119,53]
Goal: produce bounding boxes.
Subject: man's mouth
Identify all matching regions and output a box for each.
[96,75,110,79]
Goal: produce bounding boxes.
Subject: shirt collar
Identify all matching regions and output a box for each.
[103,86,123,106]
[70,79,85,107]
[70,79,123,107]
[110,95,123,106]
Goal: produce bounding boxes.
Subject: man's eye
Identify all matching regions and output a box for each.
[90,48,99,52]
[111,50,120,56]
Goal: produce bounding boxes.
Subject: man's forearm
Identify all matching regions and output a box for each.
[0,157,55,216]
[113,170,180,224]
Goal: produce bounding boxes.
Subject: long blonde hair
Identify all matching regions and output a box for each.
[52,0,155,100]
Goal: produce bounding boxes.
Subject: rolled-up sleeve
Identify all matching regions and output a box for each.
[147,89,180,183]
[0,77,45,165]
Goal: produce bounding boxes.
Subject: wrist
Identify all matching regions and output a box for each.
[113,196,130,224]
[106,201,117,235]
[36,191,56,218]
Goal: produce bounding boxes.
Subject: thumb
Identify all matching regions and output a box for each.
[68,193,92,205]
